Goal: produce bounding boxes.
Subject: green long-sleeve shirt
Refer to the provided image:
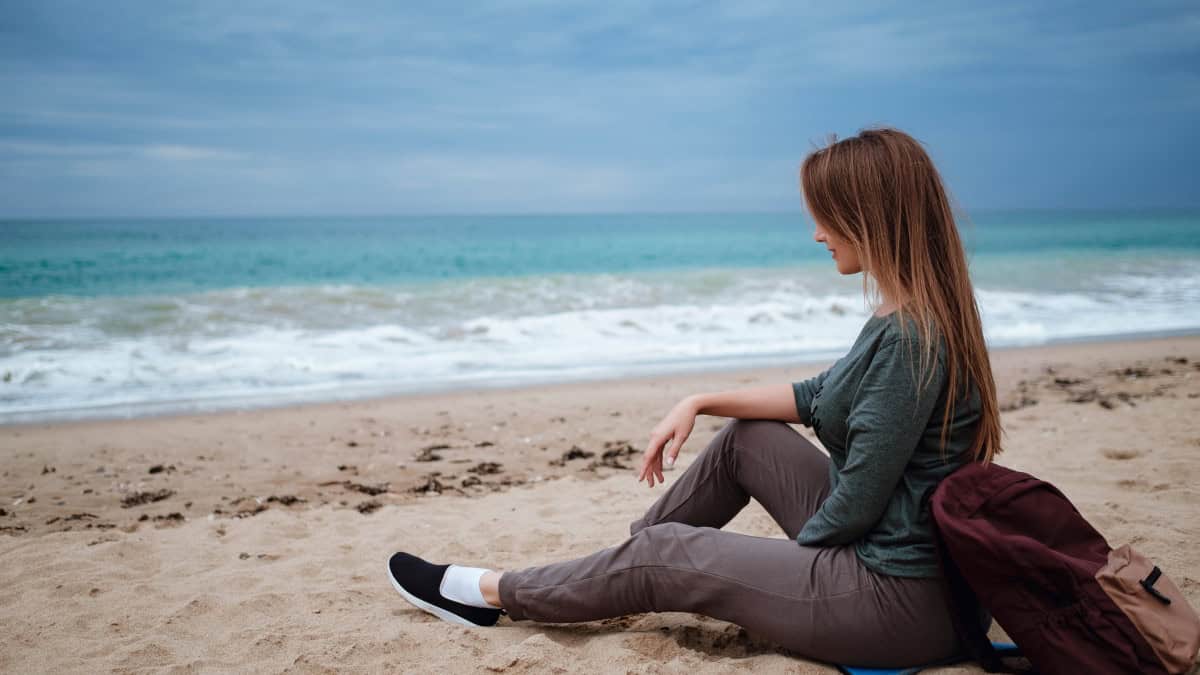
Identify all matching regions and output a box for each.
[792,310,983,578]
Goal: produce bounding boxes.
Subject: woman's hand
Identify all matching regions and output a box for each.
[638,396,700,487]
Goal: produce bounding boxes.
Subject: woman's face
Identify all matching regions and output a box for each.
[812,218,862,275]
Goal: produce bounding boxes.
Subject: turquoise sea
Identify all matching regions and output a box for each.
[2,210,1199,423]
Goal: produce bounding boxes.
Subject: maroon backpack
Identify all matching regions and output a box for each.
[928,461,1200,674]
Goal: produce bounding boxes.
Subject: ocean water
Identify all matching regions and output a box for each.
[2,211,1199,423]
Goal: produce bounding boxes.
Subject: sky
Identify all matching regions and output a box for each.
[1,0,1198,217]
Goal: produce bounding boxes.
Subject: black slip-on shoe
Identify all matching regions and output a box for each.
[387,552,503,627]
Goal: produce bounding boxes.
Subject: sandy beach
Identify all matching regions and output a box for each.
[2,334,1199,673]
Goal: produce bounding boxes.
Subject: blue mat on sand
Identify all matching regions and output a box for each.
[837,642,1020,674]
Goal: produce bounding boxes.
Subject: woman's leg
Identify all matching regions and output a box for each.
[497,521,960,668]
[629,418,832,538]
[494,419,959,666]
[481,418,826,610]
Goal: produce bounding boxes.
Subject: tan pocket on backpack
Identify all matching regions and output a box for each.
[1095,544,1200,674]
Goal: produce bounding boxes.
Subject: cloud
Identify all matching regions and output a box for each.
[0,140,128,157]
[141,144,245,161]
[0,140,244,162]
[1,1,1198,215]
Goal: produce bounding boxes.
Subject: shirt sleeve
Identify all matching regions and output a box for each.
[796,337,945,547]
[791,367,831,428]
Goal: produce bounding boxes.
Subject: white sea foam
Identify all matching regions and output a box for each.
[2,264,1199,423]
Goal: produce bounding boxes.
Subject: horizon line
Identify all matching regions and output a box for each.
[4,205,1200,223]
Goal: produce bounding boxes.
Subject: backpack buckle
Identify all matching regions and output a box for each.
[1139,566,1172,605]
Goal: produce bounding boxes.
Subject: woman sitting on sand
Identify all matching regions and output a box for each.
[387,127,1002,670]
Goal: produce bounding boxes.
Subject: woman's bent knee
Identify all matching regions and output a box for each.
[709,418,789,461]
[722,418,818,465]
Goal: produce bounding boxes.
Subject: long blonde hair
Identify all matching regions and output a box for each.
[800,126,1002,464]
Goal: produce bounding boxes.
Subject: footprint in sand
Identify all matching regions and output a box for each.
[118,642,175,669]
[1116,479,1171,492]
[663,622,773,659]
[483,633,564,672]
[1101,448,1147,461]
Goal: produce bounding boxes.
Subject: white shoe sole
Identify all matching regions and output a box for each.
[387,558,488,627]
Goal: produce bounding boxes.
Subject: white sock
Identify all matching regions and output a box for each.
[439,564,497,608]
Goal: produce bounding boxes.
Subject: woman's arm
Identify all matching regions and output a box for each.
[690,364,832,427]
[689,383,804,423]
[639,380,812,487]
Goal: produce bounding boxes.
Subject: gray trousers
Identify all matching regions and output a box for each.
[497,419,963,668]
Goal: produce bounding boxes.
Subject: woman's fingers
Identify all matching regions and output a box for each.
[638,439,650,481]
[640,425,687,487]
[645,454,660,487]
[638,430,687,487]
[639,434,663,485]
[647,438,668,486]
[666,432,686,468]
[658,438,677,483]
[640,400,697,488]
[666,419,695,469]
